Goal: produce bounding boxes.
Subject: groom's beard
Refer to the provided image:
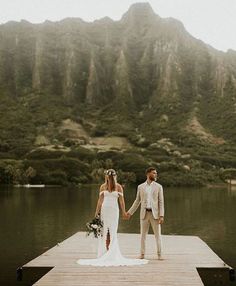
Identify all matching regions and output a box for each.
[150,177,156,181]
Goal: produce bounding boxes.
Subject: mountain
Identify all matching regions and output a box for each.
[0,3,236,186]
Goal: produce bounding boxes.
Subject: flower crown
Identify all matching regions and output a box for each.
[105,169,116,176]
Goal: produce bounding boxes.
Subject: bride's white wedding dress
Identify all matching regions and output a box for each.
[77,190,148,266]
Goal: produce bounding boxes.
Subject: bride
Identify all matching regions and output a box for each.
[77,169,148,266]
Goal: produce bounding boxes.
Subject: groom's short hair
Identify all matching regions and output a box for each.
[145,167,156,175]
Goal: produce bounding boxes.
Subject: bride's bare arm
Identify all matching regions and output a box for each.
[117,184,126,215]
[95,185,105,217]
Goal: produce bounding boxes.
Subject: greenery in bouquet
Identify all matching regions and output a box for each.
[86,216,103,238]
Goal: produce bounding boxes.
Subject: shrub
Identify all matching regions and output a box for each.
[26,149,64,160]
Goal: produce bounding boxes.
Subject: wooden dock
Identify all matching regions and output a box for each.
[21,232,232,286]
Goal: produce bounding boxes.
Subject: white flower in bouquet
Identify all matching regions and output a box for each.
[86,217,103,238]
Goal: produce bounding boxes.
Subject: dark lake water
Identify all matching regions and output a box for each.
[0,184,236,285]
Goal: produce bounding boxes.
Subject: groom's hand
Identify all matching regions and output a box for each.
[158,216,164,224]
[126,212,131,220]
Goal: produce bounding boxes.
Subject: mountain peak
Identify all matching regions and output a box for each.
[122,2,156,21]
[128,2,154,11]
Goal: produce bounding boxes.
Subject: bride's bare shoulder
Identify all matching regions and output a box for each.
[116,183,124,192]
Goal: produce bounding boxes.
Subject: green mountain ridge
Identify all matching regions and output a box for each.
[0,3,236,186]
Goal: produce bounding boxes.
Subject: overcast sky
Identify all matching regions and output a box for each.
[0,0,235,52]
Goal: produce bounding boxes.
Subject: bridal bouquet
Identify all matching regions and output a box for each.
[86,216,103,238]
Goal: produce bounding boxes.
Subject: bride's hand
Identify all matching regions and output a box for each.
[122,212,127,219]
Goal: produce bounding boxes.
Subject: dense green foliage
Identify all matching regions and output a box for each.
[0,3,236,186]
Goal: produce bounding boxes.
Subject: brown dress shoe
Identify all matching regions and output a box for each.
[139,254,145,259]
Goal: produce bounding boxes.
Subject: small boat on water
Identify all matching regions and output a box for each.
[24,184,45,188]
[14,184,45,188]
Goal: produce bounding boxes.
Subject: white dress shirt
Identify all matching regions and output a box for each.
[145,181,153,209]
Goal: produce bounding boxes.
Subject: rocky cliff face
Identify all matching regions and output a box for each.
[0,3,236,145]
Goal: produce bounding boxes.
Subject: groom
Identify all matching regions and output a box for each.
[127,167,164,260]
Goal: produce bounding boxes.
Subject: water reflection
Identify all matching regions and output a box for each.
[0,185,235,285]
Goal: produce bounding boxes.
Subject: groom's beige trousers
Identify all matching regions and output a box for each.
[141,210,162,255]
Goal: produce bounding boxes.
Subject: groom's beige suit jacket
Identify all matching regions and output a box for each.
[128,181,164,219]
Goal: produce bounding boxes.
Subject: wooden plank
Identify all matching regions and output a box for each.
[23,232,230,286]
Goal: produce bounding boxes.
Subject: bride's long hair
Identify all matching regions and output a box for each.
[105,169,117,192]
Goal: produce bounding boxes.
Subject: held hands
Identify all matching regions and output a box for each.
[122,211,131,220]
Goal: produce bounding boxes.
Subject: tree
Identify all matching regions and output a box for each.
[24,166,37,183]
